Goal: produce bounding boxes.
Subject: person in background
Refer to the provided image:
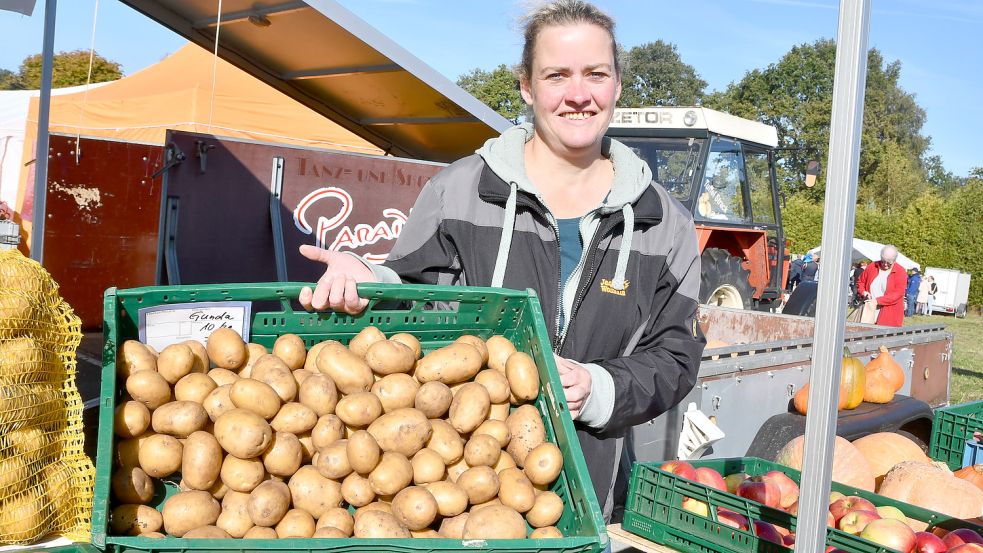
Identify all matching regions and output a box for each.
[905,268,921,317]
[849,262,863,299]
[925,275,938,316]
[916,274,930,315]
[800,253,819,282]
[856,244,908,327]
[787,254,804,292]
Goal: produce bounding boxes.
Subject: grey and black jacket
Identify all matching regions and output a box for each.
[364,123,705,516]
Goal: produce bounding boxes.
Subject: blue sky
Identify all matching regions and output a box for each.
[1,0,980,176]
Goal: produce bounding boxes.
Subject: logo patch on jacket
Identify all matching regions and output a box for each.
[600,279,629,296]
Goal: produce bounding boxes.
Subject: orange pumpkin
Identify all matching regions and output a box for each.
[955,465,983,493]
[775,435,875,491]
[866,346,904,392]
[863,365,896,403]
[879,461,983,519]
[840,349,866,409]
[852,432,929,486]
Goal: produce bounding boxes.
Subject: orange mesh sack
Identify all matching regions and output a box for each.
[0,250,95,544]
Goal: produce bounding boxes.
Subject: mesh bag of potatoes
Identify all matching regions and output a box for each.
[0,250,96,544]
[111,325,569,540]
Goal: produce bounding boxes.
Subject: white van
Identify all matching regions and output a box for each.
[924,267,972,317]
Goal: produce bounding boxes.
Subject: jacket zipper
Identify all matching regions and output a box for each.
[558,217,619,352]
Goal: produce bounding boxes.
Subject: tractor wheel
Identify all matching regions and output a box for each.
[700,248,754,310]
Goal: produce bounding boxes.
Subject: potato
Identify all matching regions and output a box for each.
[139,532,165,538]
[111,466,155,504]
[273,334,307,370]
[366,407,432,457]
[475,369,511,404]
[293,369,314,386]
[347,430,382,474]
[181,431,223,490]
[425,480,468,517]
[207,477,230,500]
[206,328,247,370]
[316,341,374,394]
[335,392,383,427]
[181,525,228,538]
[366,340,416,375]
[411,448,445,484]
[0,456,30,493]
[489,401,511,422]
[414,381,453,419]
[530,526,563,538]
[203,384,235,421]
[183,340,209,373]
[316,439,352,479]
[220,455,266,492]
[297,432,315,461]
[354,501,393,521]
[348,327,386,358]
[464,504,526,539]
[214,409,273,459]
[247,480,291,527]
[138,433,182,477]
[414,343,483,384]
[369,452,413,496]
[250,354,291,381]
[506,404,546,467]
[426,419,464,465]
[174,373,218,404]
[243,343,269,374]
[458,465,500,504]
[288,465,343,518]
[262,431,303,477]
[118,340,156,377]
[157,343,195,384]
[526,490,563,527]
[217,490,253,537]
[0,490,48,543]
[255,365,298,403]
[449,382,490,434]
[298,374,338,417]
[391,486,437,530]
[485,336,517,372]
[505,352,540,403]
[275,509,316,538]
[271,402,317,434]
[438,512,469,539]
[494,450,518,474]
[524,442,563,486]
[446,457,470,483]
[499,467,536,513]
[353,510,410,538]
[474,420,511,448]
[390,333,422,359]
[371,373,420,413]
[243,526,278,539]
[465,434,502,467]
[341,472,376,507]
[151,400,208,437]
[125,370,171,410]
[411,529,442,538]
[206,368,238,387]
[313,526,348,538]
[229,378,282,420]
[454,335,489,365]
[304,341,329,373]
[162,490,220,537]
[114,400,151,438]
[115,432,155,468]
[311,414,345,449]
[317,507,354,536]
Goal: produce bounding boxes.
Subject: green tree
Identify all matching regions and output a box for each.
[0,68,21,90]
[923,154,958,195]
[945,177,983,307]
[16,50,122,90]
[859,141,927,212]
[619,41,707,108]
[457,64,524,124]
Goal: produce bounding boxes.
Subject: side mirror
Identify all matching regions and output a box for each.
[805,160,821,188]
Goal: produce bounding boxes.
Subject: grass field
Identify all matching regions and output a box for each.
[907,312,983,404]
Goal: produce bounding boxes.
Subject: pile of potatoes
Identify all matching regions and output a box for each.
[110,326,568,540]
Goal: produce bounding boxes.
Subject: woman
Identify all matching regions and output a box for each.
[925,276,938,316]
[916,276,929,315]
[298,0,705,519]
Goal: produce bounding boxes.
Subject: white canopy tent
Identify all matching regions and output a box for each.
[807,237,920,270]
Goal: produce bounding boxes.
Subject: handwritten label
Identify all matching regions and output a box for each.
[138,302,251,352]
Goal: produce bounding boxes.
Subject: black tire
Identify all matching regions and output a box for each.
[700,248,754,310]
[783,280,818,317]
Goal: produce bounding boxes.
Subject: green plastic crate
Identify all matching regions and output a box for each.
[623,457,983,553]
[92,282,607,553]
[930,400,983,470]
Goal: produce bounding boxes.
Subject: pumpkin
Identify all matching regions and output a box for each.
[775,435,875,492]
[791,349,864,415]
[866,346,904,392]
[878,461,983,519]
[955,465,983,493]
[852,433,929,486]
[863,365,896,404]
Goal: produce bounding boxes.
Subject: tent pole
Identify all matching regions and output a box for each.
[30,0,57,263]
[794,1,870,552]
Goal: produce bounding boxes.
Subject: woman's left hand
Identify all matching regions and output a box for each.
[554,354,592,419]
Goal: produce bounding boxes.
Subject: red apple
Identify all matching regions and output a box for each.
[829,496,877,522]
[660,460,698,481]
[860,518,917,553]
[838,510,881,535]
[738,478,781,509]
[783,533,796,547]
[944,529,983,548]
[828,511,836,528]
[694,467,727,492]
[914,531,949,553]
[876,505,907,522]
[829,491,847,504]
[949,544,983,553]
[724,472,748,494]
[716,508,750,531]
[754,521,784,545]
[681,497,710,517]
[761,470,800,509]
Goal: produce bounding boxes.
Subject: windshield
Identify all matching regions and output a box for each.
[618,137,704,205]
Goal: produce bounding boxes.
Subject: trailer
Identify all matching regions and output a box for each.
[924,266,972,317]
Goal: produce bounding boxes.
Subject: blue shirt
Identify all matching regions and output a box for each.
[557,217,583,328]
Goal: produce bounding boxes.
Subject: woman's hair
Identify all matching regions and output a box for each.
[517,0,620,82]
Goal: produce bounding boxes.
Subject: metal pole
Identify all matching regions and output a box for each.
[794,1,870,552]
[29,0,57,262]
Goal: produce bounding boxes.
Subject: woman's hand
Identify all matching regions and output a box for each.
[298,245,376,314]
[554,354,592,419]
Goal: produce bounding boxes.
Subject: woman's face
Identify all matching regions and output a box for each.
[520,23,621,158]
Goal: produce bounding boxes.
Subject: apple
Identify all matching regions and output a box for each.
[738,478,781,509]
[694,467,727,492]
[761,470,799,509]
[753,521,784,545]
[944,529,983,548]
[839,510,881,535]
[828,511,836,528]
[660,460,698,481]
[716,508,750,531]
[914,531,949,553]
[724,472,748,494]
[829,496,877,522]
[783,533,796,547]
[681,497,710,517]
[829,491,847,504]
[860,518,917,553]
[949,544,983,553]
[876,505,907,522]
